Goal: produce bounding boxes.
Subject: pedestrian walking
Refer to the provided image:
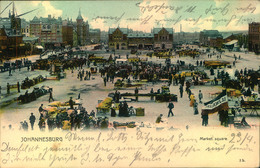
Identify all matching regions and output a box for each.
[167,100,174,117]
[29,113,36,130]
[198,90,203,103]
[49,89,54,102]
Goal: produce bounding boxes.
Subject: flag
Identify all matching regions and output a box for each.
[202,90,229,115]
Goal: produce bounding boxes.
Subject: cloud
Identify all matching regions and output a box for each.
[90,18,117,31]
[41,2,62,18]
[30,1,62,18]
[89,0,175,32]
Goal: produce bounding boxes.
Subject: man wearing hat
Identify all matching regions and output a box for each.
[168,99,174,117]
[29,113,36,130]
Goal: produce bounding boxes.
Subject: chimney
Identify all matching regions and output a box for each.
[48,15,51,20]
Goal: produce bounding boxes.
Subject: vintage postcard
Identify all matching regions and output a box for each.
[0,0,259,167]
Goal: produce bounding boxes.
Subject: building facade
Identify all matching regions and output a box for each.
[30,15,63,48]
[248,22,260,54]
[76,9,89,46]
[0,28,24,58]
[199,30,223,48]
[108,28,128,50]
[153,28,173,50]
[128,33,153,50]
[62,19,73,47]
[108,27,173,50]
[89,28,101,44]
[174,32,200,45]
[21,19,30,37]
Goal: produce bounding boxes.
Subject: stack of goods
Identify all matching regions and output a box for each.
[97,97,113,112]
[113,121,136,128]
[136,107,145,116]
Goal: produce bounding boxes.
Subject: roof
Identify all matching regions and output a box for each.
[153,28,173,34]
[89,29,101,33]
[77,9,83,20]
[30,16,62,24]
[128,33,153,38]
[0,18,11,29]
[108,28,128,34]
[201,30,222,38]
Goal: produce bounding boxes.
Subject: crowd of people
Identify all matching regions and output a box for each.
[2,46,259,131]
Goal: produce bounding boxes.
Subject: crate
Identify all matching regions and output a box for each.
[136,108,145,116]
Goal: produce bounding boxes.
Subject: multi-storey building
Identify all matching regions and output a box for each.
[248,22,260,54]
[76,9,89,46]
[21,19,30,37]
[89,28,101,43]
[108,27,128,50]
[30,15,63,48]
[199,30,223,47]
[174,32,200,45]
[0,28,24,58]
[62,19,73,47]
[153,28,173,50]
[108,27,173,50]
[128,33,153,50]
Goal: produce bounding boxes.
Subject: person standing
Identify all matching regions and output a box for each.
[190,93,195,106]
[150,88,154,100]
[17,82,20,93]
[135,87,139,101]
[167,100,174,117]
[193,100,199,115]
[69,97,74,109]
[38,104,44,114]
[179,84,183,98]
[198,90,203,103]
[29,113,36,130]
[7,83,10,94]
[111,107,116,117]
[9,67,12,76]
[103,77,107,86]
[23,121,29,131]
[201,113,208,126]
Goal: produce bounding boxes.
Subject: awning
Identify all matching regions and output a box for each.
[36,45,44,49]
[116,59,128,62]
[128,44,137,46]
[224,40,238,46]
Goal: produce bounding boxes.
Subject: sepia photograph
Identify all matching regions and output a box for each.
[0,0,259,167]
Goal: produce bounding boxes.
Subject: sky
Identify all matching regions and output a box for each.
[0,0,259,32]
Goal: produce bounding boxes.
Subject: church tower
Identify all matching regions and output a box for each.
[76,9,83,46]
